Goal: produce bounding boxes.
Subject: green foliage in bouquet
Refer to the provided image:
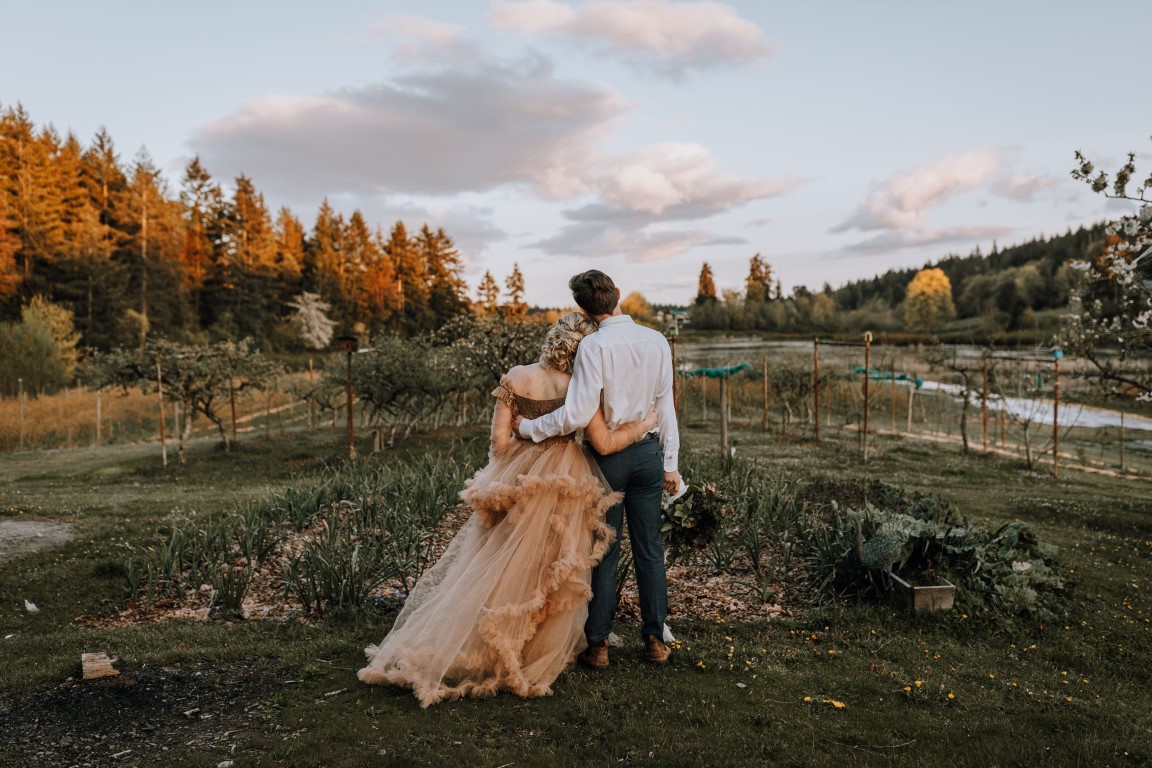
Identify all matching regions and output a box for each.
[662,482,728,562]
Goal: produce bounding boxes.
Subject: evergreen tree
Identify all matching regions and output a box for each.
[695,262,717,305]
[78,127,131,347]
[419,224,470,326]
[477,270,500,315]
[504,262,527,317]
[178,157,222,319]
[745,253,773,303]
[0,108,66,299]
[303,199,345,319]
[385,220,433,334]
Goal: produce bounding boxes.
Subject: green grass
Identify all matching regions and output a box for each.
[2,423,1151,767]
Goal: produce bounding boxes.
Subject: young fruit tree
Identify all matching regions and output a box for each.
[88,338,281,462]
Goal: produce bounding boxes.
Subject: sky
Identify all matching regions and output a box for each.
[3,0,1150,308]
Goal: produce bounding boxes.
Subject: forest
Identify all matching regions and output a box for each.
[0,103,520,354]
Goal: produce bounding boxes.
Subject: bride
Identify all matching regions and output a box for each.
[357,312,657,707]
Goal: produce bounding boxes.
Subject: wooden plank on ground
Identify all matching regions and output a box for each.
[81,651,119,680]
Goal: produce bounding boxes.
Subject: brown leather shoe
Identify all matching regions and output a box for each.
[645,635,672,664]
[578,639,609,670]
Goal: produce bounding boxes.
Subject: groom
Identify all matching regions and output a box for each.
[515,270,681,667]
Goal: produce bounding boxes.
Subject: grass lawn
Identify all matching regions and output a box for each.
[1,422,1150,767]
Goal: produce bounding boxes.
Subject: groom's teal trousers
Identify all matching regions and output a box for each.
[586,436,668,643]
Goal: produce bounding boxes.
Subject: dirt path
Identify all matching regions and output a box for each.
[0,520,76,563]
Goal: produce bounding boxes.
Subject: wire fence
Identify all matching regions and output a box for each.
[3,339,1151,480]
[672,337,1152,479]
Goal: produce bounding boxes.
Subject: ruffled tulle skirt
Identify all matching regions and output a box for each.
[357,439,619,707]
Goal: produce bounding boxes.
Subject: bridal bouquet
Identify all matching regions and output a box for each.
[661,480,726,561]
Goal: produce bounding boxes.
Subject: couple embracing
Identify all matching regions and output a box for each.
[357,270,681,707]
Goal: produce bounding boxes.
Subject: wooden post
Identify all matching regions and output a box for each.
[17,377,25,452]
[762,355,770,431]
[173,400,180,441]
[719,374,729,465]
[229,377,238,446]
[670,333,680,416]
[890,358,897,432]
[1052,354,1060,478]
[308,358,317,432]
[1120,411,1125,471]
[95,387,102,446]
[701,376,707,422]
[812,339,820,441]
[156,361,167,467]
[862,332,872,461]
[906,384,914,433]
[337,336,359,459]
[981,354,989,454]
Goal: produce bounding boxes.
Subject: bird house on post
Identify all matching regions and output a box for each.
[336,336,360,458]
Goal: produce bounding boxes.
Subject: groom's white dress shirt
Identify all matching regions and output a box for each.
[519,315,680,473]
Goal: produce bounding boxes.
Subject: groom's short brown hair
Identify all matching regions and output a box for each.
[569,270,618,316]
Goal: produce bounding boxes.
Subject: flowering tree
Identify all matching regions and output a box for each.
[1063,140,1152,399]
[288,292,337,350]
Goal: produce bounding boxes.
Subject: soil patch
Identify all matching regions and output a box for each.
[0,659,282,767]
[0,520,76,563]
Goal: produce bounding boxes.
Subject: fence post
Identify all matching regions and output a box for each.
[762,355,770,431]
[862,331,872,461]
[1052,351,1060,478]
[156,361,167,467]
[719,374,729,466]
[1120,411,1125,471]
[981,354,989,453]
[95,387,102,446]
[337,336,359,459]
[18,377,25,452]
[812,339,820,441]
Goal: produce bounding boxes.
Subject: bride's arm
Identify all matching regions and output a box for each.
[490,398,515,454]
[584,405,658,455]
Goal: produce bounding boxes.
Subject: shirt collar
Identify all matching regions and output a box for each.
[597,315,634,328]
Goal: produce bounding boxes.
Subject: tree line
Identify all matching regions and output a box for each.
[687,225,1109,336]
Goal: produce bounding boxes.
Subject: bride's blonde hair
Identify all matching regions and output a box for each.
[539,311,597,373]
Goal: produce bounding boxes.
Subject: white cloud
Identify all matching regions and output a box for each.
[490,0,774,78]
[833,148,1006,233]
[190,52,625,200]
[589,142,800,215]
[372,15,465,49]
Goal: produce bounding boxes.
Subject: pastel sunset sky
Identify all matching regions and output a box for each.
[5,0,1149,306]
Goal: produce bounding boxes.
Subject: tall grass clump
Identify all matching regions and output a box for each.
[128,441,482,618]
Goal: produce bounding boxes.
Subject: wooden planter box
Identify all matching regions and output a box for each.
[890,573,956,613]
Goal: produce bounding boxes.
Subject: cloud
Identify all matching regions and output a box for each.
[989,172,1065,202]
[490,0,774,78]
[533,224,736,262]
[371,14,466,50]
[586,142,801,215]
[838,225,1015,256]
[833,148,1005,233]
[190,51,625,201]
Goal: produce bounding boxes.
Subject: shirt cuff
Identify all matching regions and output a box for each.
[519,416,540,442]
[663,454,678,473]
